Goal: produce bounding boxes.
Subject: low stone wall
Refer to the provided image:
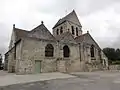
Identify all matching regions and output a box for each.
[81,61,105,72]
[109,65,120,70]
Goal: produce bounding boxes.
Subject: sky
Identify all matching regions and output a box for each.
[0,0,120,54]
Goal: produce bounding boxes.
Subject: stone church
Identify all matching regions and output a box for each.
[4,10,108,74]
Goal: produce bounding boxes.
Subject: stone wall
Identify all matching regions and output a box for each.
[7,48,16,73]
[53,22,67,36]
[109,65,120,71]
[5,40,22,73]
[4,53,9,70]
[16,37,82,74]
[66,21,82,37]
[15,37,108,74]
[15,41,23,73]
[17,38,58,74]
[79,42,108,71]
[53,21,82,38]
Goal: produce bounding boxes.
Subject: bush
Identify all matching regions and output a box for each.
[111,61,120,65]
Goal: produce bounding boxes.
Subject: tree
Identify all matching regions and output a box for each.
[0,54,2,70]
[116,48,120,60]
[103,47,120,64]
[103,48,116,61]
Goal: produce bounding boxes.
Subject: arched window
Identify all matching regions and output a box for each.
[71,26,74,35]
[90,45,94,57]
[45,44,54,57]
[76,27,78,36]
[56,29,59,35]
[63,45,70,57]
[60,26,63,34]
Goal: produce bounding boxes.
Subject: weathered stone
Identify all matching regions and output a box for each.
[4,10,108,74]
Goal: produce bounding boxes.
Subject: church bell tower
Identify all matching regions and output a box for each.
[52,10,82,38]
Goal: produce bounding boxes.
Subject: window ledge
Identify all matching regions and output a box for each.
[63,58,70,60]
[91,57,96,60]
[44,57,56,59]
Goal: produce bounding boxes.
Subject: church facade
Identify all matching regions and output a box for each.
[4,10,108,74]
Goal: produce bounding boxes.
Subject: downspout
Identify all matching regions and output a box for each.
[13,43,16,73]
[79,43,82,71]
[79,43,81,62]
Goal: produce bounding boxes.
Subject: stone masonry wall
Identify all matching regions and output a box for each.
[15,41,22,73]
[53,22,67,36]
[7,48,16,73]
[17,38,58,74]
[66,21,82,37]
[79,43,106,71]
[15,38,107,74]
[17,38,82,74]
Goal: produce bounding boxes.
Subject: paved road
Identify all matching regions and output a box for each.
[0,71,75,86]
[1,71,120,90]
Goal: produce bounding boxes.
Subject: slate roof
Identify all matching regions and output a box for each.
[13,23,101,52]
[75,33,88,43]
[55,31,77,43]
[75,33,101,49]
[13,24,99,47]
[55,31,74,40]
[28,23,56,41]
[14,23,56,41]
[14,28,29,41]
[53,10,82,29]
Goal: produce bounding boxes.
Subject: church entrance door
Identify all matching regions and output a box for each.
[35,60,41,73]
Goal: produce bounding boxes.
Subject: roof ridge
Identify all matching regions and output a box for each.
[28,23,56,41]
[31,23,44,31]
[62,10,74,19]
[75,33,88,39]
[14,27,29,32]
[53,10,82,29]
[55,31,76,42]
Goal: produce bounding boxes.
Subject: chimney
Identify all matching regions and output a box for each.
[87,31,89,33]
[41,21,44,24]
[13,24,15,29]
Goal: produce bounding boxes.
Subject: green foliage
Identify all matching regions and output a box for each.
[0,54,2,70]
[116,49,120,60]
[103,47,120,64]
[112,61,120,65]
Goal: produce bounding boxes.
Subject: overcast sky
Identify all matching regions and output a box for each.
[0,0,120,54]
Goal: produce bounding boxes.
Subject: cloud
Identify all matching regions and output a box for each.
[0,0,120,55]
[80,4,120,48]
[0,23,11,54]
